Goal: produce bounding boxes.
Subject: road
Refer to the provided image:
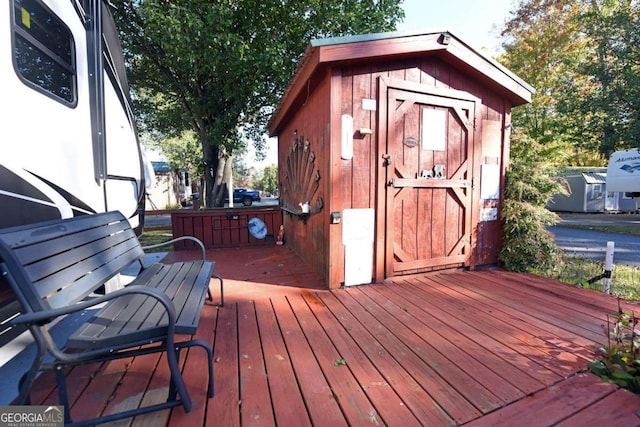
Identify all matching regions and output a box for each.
[550,213,640,267]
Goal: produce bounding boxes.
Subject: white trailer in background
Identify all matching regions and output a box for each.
[606,148,640,211]
[1,0,147,233]
[607,148,640,193]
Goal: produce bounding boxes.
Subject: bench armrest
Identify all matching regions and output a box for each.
[142,236,206,261]
[13,285,176,328]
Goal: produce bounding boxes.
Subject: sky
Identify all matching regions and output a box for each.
[253,0,517,167]
[398,0,515,55]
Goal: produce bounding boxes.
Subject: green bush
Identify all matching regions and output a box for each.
[499,199,561,272]
[499,131,566,272]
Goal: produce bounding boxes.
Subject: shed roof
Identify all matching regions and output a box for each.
[151,161,172,173]
[582,172,606,185]
[268,30,534,136]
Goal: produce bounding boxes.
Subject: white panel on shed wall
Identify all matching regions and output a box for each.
[342,209,375,286]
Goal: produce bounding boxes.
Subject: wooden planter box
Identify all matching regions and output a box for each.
[171,208,283,250]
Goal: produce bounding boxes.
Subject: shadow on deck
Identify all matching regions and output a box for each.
[11,245,640,426]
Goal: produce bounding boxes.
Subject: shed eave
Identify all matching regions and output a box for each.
[268,30,534,136]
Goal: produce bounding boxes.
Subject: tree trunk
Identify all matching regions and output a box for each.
[211,155,227,207]
[201,139,235,207]
[212,155,233,206]
[201,139,220,208]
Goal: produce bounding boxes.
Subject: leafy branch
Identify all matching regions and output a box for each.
[588,299,640,393]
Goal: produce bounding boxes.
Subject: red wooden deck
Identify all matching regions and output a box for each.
[23,246,640,426]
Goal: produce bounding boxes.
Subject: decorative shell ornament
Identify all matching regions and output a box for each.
[282,136,323,215]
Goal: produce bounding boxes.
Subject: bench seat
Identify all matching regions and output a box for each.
[68,259,212,349]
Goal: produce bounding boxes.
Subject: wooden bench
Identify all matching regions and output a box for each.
[0,211,221,426]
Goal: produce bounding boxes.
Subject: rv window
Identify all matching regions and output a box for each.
[12,0,76,105]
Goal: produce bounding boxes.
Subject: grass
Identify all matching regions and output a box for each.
[534,255,640,301]
[547,217,640,300]
[138,229,174,252]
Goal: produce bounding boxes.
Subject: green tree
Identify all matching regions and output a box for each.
[498,0,579,271]
[500,0,595,165]
[576,0,640,156]
[232,152,253,188]
[157,131,203,180]
[496,0,640,270]
[254,164,279,196]
[141,130,203,203]
[501,0,640,160]
[110,0,403,207]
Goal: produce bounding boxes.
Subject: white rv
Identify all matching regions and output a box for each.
[606,148,640,195]
[1,0,146,233]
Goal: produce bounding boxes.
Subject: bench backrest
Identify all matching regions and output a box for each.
[0,211,145,313]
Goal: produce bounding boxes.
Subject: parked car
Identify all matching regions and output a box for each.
[226,188,261,206]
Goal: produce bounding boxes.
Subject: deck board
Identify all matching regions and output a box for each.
[465,373,617,426]
[317,290,455,426]
[332,288,480,424]
[15,246,640,426]
[418,274,592,375]
[300,291,422,427]
[426,273,599,358]
[286,294,382,426]
[363,283,526,405]
[345,286,502,415]
[208,300,241,426]
[236,299,275,426]
[253,298,309,426]
[433,273,602,351]
[556,388,640,426]
[128,352,172,426]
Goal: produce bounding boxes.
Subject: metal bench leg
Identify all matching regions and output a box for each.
[16,327,47,405]
[199,341,214,397]
[208,273,224,307]
[176,339,214,398]
[55,365,72,422]
[165,337,192,412]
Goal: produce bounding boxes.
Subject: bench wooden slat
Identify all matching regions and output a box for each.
[21,228,139,280]
[12,219,136,265]
[32,239,143,309]
[0,211,126,250]
[148,262,194,333]
[65,264,165,344]
[118,263,191,337]
[174,261,216,329]
[2,213,145,310]
[150,262,204,329]
[94,264,187,341]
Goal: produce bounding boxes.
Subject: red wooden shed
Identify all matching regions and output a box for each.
[267,30,533,289]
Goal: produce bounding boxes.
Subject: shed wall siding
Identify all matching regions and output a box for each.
[278,71,333,285]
